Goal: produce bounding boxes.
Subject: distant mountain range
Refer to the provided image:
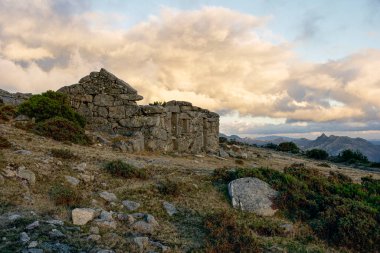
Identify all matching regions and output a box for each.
[220,133,380,162]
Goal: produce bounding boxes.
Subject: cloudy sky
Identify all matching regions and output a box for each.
[1,0,380,140]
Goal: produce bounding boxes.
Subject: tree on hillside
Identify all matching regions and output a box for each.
[306,149,329,160]
[277,142,299,153]
[338,149,368,163]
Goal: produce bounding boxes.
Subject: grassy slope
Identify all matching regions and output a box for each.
[1,123,379,252]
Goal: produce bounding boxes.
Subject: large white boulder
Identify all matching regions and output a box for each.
[228,177,278,216]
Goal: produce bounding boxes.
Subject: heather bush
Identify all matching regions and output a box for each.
[213,166,380,252]
[104,160,147,179]
[277,142,300,153]
[33,117,91,145]
[18,90,85,127]
[306,149,329,160]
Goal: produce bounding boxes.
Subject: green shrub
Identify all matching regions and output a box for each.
[104,160,147,179]
[306,149,329,160]
[212,166,380,252]
[336,149,368,163]
[0,136,11,149]
[158,179,182,197]
[50,148,77,160]
[277,142,300,153]
[0,105,16,122]
[263,143,278,150]
[33,117,91,145]
[203,211,260,253]
[18,90,85,127]
[49,184,82,207]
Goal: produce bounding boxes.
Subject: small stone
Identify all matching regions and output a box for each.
[8,214,21,221]
[49,229,65,238]
[74,162,87,172]
[280,223,294,234]
[26,221,39,230]
[145,214,159,226]
[89,226,99,235]
[117,213,135,225]
[94,220,117,229]
[163,201,177,216]
[28,241,38,248]
[131,221,154,234]
[79,173,94,182]
[88,234,101,241]
[131,212,145,219]
[2,168,16,178]
[20,232,30,243]
[15,150,32,155]
[100,210,114,221]
[65,175,80,186]
[45,219,64,226]
[96,250,115,253]
[17,166,36,185]
[133,236,149,251]
[72,208,98,225]
[56,161,63,166]
[99,191,117,202]
[122,200,140,211]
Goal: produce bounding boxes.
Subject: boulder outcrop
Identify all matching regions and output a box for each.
[58,68,219,153]
[228,177,278,216]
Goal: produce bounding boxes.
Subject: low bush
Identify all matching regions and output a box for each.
[0,136,11,149]
[213,166,380,252]
[336,149,369,164]
[277,142,300,153]
[104,160,147,179]
[50,148,77,160]
[306,149,329,160]
[18,90,85,127]
[0,105,17,122]
[33,117,91,145]
[158,179,182,197]
[263,143,278,150]
[203,211,260,253]
[49,184,82,207]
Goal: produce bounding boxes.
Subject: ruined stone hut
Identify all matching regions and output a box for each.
[58,68,219,153]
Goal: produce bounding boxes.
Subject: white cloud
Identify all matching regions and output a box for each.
[0,1,379,135]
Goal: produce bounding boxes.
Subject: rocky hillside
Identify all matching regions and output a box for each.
[1,122,379,252]
[301,134,380,162]
[222,133,380,162]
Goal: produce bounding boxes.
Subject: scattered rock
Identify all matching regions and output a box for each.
[131,221,154,234]
[122,200,140,211]
[117,213,135,225]
[133,236,149,251]
[28,241,38,248]
[74,162,87,172]
[45,219,64,226]
[15,150,32,156]
[8,214,22,221]
[90,226,100,234]
[228,177,278,216]
[72,208,98,225]
[64,175,80,186]
[26,221,39,230]
[88,234,101,241]
[280,223,294,234]
[20,232,30,243]
[150,240,170,252]
[79,173,94,182]
[22,249,43,253]
[99,191,117,202]
[163,201,177,216]
[145,214,159,226]
[17,166,36,185]
[2,167,17,178]
[49,229,65,238]
[219,148,229,158]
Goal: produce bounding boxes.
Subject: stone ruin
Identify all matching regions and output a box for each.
[58,68,219,153]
